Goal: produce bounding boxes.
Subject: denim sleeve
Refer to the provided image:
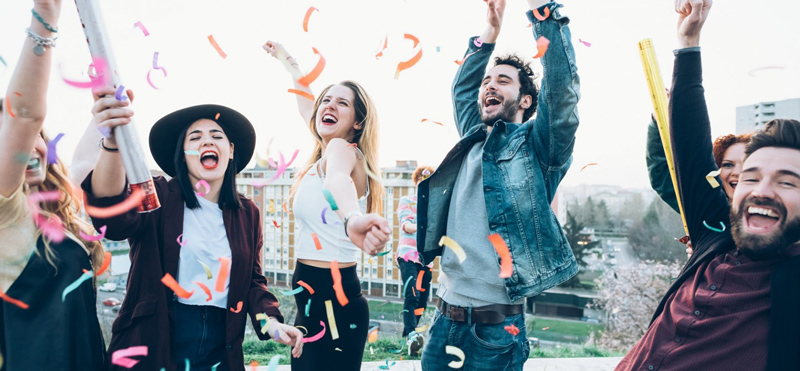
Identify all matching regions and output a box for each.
[646,115,681,214]
[528,3,581,169]
[451,37,495,137]
[397,195,415,227]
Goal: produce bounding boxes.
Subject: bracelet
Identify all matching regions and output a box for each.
[343,211,363,238]
[25,28,57,56]
[31,9,58,33]
[99,138,119,153]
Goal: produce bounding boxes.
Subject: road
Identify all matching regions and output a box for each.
[604,237,637,267]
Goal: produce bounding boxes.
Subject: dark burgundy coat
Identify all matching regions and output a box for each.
[82,175,283,371]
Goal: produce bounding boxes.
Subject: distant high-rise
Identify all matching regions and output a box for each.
[736,98,800,134]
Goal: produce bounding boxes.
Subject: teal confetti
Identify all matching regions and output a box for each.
[402,276,414,298]
[321,189,338,211]
[184,358,190,371]
[280,286,304,296]
[184,150,200,156]
[211,362,221,371]
[305,299,311,317]
[62,270,93,301]
[267,355,282,371]
[703,220,726,233]
[350,323,356,329]
[0,55,6,67]
[376,249,393,257]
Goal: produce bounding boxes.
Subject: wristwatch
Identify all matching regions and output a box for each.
[343,211,363,238]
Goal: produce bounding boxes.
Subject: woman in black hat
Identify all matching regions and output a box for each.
[81,87,303,371]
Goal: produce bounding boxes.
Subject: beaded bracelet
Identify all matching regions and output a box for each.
[31,9,58,33]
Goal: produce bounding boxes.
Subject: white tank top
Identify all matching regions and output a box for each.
[293,155,369,263]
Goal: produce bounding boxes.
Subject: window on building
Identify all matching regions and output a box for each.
[254,189,261,196]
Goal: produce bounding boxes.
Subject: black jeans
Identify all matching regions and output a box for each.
[172,301,227,371]
[397,258,432,337]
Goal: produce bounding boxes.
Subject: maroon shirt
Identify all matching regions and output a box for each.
[616,248,800,371]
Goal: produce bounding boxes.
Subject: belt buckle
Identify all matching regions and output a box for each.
[449,305,466,322]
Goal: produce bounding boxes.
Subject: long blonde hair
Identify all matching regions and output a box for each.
[32,132,104,272]
[290,81,383,214]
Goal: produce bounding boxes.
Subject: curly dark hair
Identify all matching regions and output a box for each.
[712,133,752,167]
[411,165,435,185]
[493,54,539,122]
[745,118,800,158]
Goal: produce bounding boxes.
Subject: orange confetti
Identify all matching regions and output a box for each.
[84,188,145,219]
[455,50,480,66]
[421,118,444,126]
[375,35,388,60]
[414,308,424,316]
[297,47,325,86]
[231,301,243,313]
[395,34,423,79]
[216,257,231,292]
[288,89,315,101]
[302,6,318,32]
[95,251,112,276]
[161,273,194,299]
[415,270,426,292]
[249,360,259,371]
[0,287,29,309]
[580,162,599,172]
[207,35,227,59]
[297,280,315,295]
[4,92,21,118]
[272,220,281,228]
[215,112,221,120]
[312,233,322,250]
[504,324,520,336]
[533,36,550,59]
[283,201,291,215]
[488,233,513,278]
[195,281,213,302]
[533,7,550,21]
[330,261,349,306]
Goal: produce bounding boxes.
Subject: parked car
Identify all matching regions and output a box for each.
[98,282,117,292]
[102,297,121,307]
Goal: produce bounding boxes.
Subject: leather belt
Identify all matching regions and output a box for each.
[437,299,523,325]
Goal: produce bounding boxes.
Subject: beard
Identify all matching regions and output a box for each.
[730,197,800,259]
[480,94,520,124]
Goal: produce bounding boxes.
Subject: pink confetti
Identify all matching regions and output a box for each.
[474,37,483,48]
[36,213,65,243]
[195,180,210,197]
[62,57,110,89]
[302,321,327,343]
[176,233,188,246]
[578,38,591,47]
[133,21,149,37]
[79,225,107,241]
[111,346,148,368]
[542,326,549,330]
[251,149,300,187]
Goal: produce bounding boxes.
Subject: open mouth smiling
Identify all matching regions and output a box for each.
[745,205,781,234]
[200,150,219,170]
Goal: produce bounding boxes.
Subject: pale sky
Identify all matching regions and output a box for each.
[1,0,798,189]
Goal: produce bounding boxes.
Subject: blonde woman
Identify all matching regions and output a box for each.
[264,41,391,370]
[0,0,106,369]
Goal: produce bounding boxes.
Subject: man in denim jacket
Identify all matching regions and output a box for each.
[417,0,580,369]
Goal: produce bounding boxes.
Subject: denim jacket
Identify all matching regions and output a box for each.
[416,3,581,301]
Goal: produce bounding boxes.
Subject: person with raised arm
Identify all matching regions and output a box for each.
[264,40,391,371]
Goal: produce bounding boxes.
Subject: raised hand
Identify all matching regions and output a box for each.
[675,0,713,48]
[90,86,134,147]
[481,0,506,44]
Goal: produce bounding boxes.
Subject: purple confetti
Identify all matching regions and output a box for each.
[115,85,128,101]
[46,133,65,165]
[321,207,329,224]
[273,330,281,341]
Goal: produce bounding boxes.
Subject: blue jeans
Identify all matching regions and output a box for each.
[172,301,227,371]
[421,309,530,371]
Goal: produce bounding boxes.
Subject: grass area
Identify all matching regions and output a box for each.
[367,299,435,321]
[531,344,624,358]
[526,316,604,344]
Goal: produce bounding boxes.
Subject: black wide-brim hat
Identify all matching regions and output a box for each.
[149,104,255,177]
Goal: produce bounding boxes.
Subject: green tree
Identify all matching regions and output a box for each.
[627,198,686,262]
[561,211,599,288]
[596,200,613,229]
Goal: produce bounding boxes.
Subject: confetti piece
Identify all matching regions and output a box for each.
[283,201,290,215]
[115,85,128,101]
[198,260,213,279]
[533,36,550,59]
[207,35,227,59]
[297,280,315,295]
[35,213,65,243]
[231,301,243,313]
[297,47,325,86]
[111,346,148,368]
[533,7,551,21]
[421,118,444,126]
[350,323,356,329]
[325,299,340,340]
[321,207,329,224]
[194,281,213,301]
[415,324,429,332]
[414,308,424,316]
[388,338,404,354]
[312,233,323,250]
[302,321,327,343]
[454,49,481,66]
[302,6,318,32]
[370,346,374,355]
[402,276,414,298]
[4,95,15,118]
[176,233,188,246]
[542,326,550,330]
[439,236,467,263]
[185,358,191,371]
[288,88,315,101]
[445,345,465,368]
[376,249,393,257]
[474,37,483,48]
[295,325,308,336]
[281,286,305,296]
[256,313,270,334]
[266,355,282,371]
[184,150,200,156]
[0,55,6,66]
[706,169,721,188]
[489,233,513,278]
[330,260,349,306]
[321,189,339,210]
[249,360,258,370]
[95,251,112,276]
[146,68,167,90]
[79,225,107,242]
[216,257,231,292]
[375,35,388,60]
[580,162,598,172]
[416,270,426,292]
[62,270,93,301]
[504,324,520,335]
[305,298,312,316]
[251,150,300,186]
[578,38,592,47]
[395,34,423,79]
[211,362,221,371]
[62,57,110,89]
[272,220,281,228]
[161,273,194,299]
[215,113,220,120]
[133,21,149,36]
[703,220,726,233]
[46,133,64,165]
[195,179,210,197]
[0,287,29,309]
[84,187,145,218]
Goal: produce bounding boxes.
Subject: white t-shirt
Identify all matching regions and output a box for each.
[177,195,231,308]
